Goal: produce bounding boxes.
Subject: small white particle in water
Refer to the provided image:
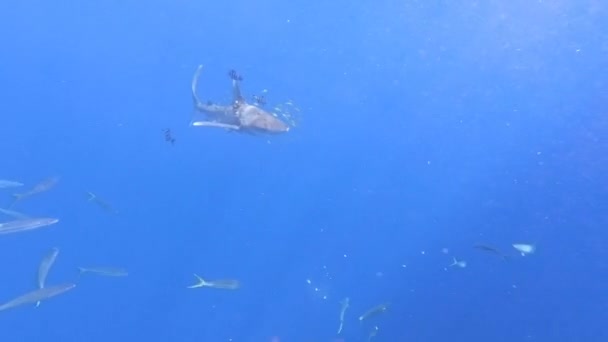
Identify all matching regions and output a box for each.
[401,264,407,268]
[343,254,348,258]
[421,250,426,255]
[306,279,311,284]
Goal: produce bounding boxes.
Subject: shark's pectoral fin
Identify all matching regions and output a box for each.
[191,120,241,131]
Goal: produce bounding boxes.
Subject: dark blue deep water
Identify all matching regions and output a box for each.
[1,1,607,341]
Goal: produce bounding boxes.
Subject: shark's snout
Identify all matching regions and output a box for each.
[252,114,290,133]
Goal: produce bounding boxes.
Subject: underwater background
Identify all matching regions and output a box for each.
[1,0,607,341]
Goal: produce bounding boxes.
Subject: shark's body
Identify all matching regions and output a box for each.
[190,65,290,134]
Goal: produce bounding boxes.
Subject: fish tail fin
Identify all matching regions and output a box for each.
[449,257,457,266]
[86,192,96,201]
[187,273,207,288]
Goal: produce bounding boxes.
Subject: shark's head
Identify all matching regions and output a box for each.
[237,104,291,134]
[251,114,291,133]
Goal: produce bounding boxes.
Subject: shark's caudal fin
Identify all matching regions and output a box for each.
[86,192,96,201]
[191,65,205,108]
[190,65,211,127]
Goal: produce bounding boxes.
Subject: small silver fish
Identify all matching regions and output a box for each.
[337,297,350,334]
[473,244,507,259]
[10,176,59,207]
[37,247,60,307]
[0,218,59,235]
[78,267,128,277]
[359,303,389,321]
[86,192,118,214]
[187,274,240,290]
[0,207,29,219]
[0,283,75,312]
[0,180,23,188]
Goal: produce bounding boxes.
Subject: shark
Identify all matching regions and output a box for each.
[190,65,291,134]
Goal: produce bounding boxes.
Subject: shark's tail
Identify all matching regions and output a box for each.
[191,65,204,108]
[190,65,206,127]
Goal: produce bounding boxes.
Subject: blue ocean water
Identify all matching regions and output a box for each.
[1,0,607,341]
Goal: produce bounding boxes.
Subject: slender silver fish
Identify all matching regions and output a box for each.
[187,274,240,290]
[78,267,128,277]
[10,176,59,207]
[86,192,118,214]
[474,243,508,260]
[0,207,29,219]
[0,283,76,312]
[37,247,60,307]
[0,218,59,235]
[359,303,389,321]
[0,180,23,188]
[337,297,350,334]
